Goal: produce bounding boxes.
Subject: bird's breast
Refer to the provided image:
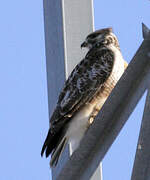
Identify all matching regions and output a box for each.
[65,46,125,153]
[100,45,125,97]
[89,46,125,120]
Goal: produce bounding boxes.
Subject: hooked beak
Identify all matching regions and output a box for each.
[81,41,88,48]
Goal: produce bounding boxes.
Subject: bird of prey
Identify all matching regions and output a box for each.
[41,27,128,167]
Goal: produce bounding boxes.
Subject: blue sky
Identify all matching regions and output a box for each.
[0,0,150,179]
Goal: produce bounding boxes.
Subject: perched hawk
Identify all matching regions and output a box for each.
[41,28,128,167]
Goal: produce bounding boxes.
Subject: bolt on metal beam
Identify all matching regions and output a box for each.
[57,23,150,180]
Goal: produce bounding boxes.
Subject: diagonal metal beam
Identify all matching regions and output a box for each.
[142,23,150,40]
[57,24,150,180]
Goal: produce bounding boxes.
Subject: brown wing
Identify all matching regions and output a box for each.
[41,47,114,157]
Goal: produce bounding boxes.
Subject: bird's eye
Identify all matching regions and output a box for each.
[95,42,101,47]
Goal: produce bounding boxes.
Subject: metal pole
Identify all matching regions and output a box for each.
[57,24,150,180]
[43,0,102,179]
[131,89,150,180]
[131,24,150,180]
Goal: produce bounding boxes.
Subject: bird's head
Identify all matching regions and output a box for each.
[81,27,120,50]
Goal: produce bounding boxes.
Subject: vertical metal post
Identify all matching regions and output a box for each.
[43,0,102,179]
[131,24,150,180]
[131,89,150,180]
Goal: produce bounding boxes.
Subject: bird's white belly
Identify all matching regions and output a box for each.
[66,103,94,154]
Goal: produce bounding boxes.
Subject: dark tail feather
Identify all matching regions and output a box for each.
[50,137,67,167]
[41,130,54,157]
[41,128,67,167]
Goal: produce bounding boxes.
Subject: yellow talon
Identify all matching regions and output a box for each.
[89,117,94,124]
